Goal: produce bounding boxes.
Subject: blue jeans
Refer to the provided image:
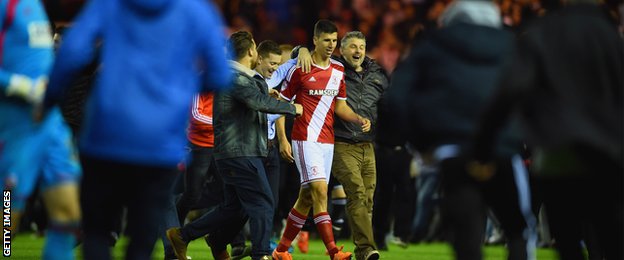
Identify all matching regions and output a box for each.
[162,173,183,257]
[180,157,274,259]
[411,165,440,239]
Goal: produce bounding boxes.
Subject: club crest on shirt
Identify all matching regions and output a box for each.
[311,166,319,176]
[308,89,338,96]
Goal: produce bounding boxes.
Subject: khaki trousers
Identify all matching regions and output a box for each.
[332,141,377,258]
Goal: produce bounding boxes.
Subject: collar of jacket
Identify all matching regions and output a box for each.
[229,60,256,77]
[253,70,266,80]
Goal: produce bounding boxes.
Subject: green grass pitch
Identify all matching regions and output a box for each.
[10,233,559,259]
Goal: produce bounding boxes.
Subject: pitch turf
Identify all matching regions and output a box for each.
[11,233,558,259]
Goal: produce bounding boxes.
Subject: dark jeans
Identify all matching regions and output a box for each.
[81,156,177,260]
[180,157,274,259]
[440,156,534,260]
[177,144,215,224]
[372,145,415,245]
[263,143,280,210]
[172,144,247,251]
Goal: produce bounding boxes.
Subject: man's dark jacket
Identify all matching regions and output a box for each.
[213,65,296,160]
[334,56,389,143]
[383,22,522,157]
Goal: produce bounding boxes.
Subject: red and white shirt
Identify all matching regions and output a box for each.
[280,58,347,143]
[187,93,214,147]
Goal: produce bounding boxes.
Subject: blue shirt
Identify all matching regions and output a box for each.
[0,0,55,134]
[0,0,69,179]
[256,58,297,140]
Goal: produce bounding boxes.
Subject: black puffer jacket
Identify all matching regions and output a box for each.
[333,56,389,143]
[213,65,296,160]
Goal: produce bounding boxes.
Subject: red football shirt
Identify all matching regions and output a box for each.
[280,59,347,143]
[187,93,214,147]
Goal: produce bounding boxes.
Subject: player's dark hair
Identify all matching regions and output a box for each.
[314,19,338,37]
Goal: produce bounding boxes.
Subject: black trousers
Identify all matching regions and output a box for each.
[263,143,281,211]
[276,148,301,233]
[177,144,214,224]
[537,147,623,260]
[81,155,177,260]
[440,156,533,260]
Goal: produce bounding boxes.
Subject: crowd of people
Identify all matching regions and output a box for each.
[1,0,622,260]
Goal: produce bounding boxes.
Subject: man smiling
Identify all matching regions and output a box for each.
[332,31,389,260]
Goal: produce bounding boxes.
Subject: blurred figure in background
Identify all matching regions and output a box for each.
[0,1,81,259]
[372,143,414,251]
[473,0,624,259]
[381,0,536,259]
[44,0,232,259]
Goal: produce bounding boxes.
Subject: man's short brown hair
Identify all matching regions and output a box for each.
[257,40,282,58]
[228,31,254,60]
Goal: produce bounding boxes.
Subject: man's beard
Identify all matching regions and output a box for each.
[250,58,258,69]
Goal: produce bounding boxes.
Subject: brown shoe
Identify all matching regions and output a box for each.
[365,250,379,260]
[166,228,188,260]
[212,250,231,260]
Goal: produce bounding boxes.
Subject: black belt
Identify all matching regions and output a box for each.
[335,137,373,145]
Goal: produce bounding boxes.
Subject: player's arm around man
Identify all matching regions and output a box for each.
[335,100,371,132]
